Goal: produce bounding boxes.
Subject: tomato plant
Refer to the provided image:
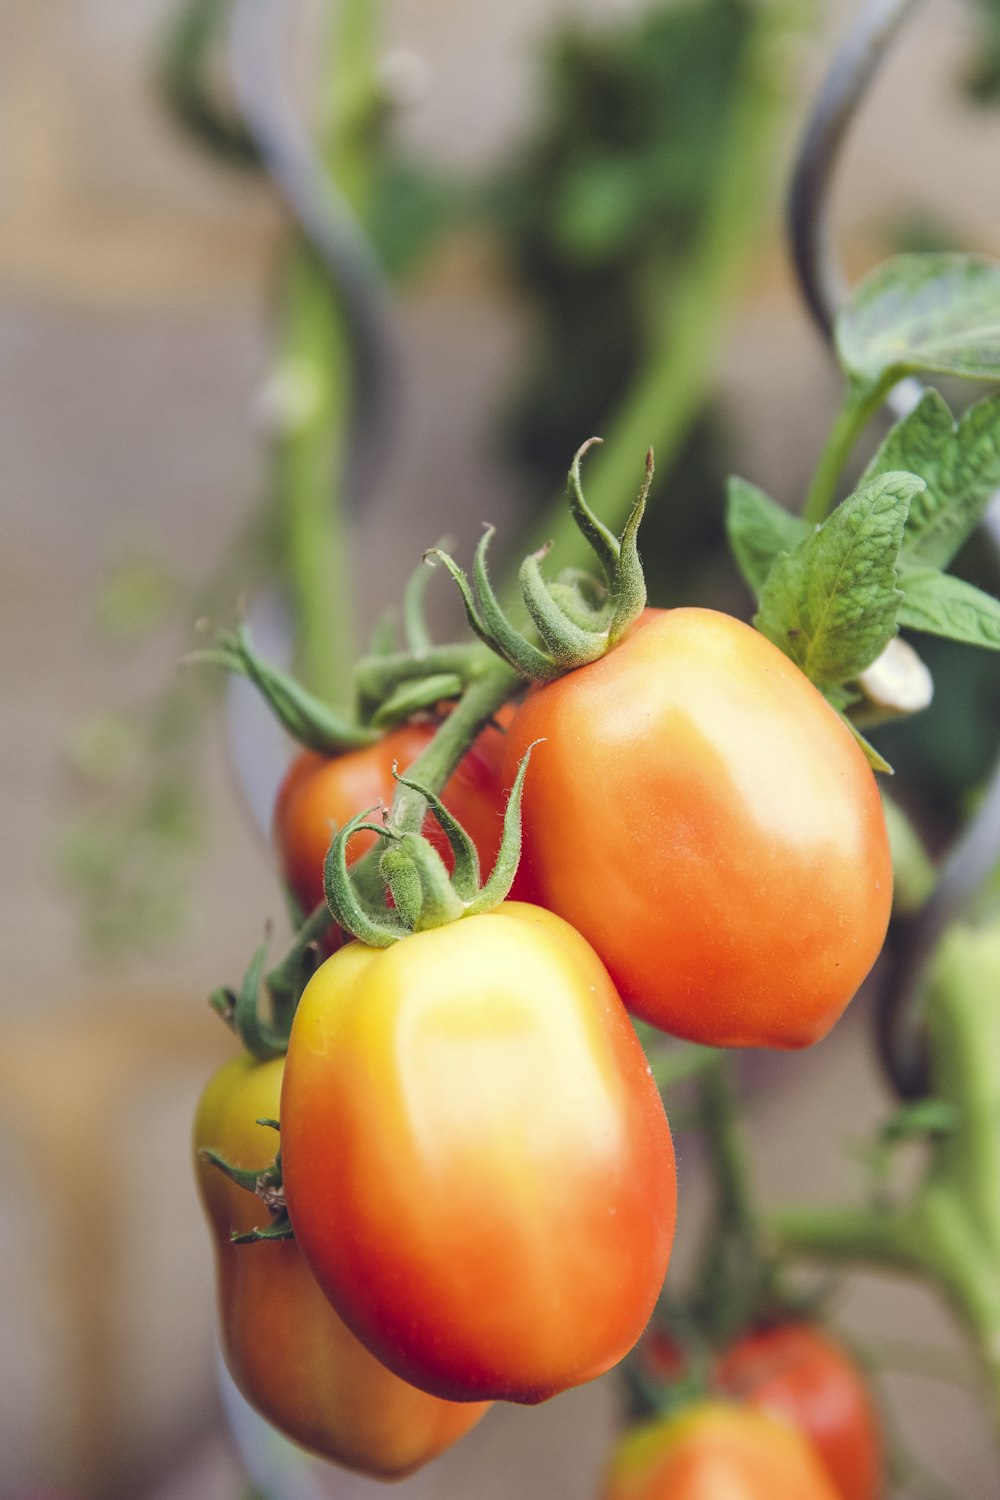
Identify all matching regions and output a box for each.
[279,901,677,1404]
[715,1323,882,1500]
[602,1402,843,1500]
[193,1055,490,1475]
[274,713,516,921]
[504,607,893,1048]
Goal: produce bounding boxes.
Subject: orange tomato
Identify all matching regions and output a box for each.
[716,1324,882,1500]
[505,608,892,1048]
[194,1055,489,1476]
[603,1403,843,1500]
[274,714,517,926]
[280,902,677,1404]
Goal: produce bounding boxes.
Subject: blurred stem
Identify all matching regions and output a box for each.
[516,0,798,581]
[278,0,382,702]
[770,922,1000,1439]
[801,372,893,524]
[694,1054,767,1339]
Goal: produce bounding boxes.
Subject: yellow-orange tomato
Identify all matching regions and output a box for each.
[274,714,517,925]
[280,902,677,1404]
[505,608,892,1049]
[194,1056,489,1476]
[716,1324,882,1500]
[603,1403,843,1500]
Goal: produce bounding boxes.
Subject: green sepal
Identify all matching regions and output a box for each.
[426,539,558,682]
[464,741,540,916]
[189,623,377,753]
[388,767,482,901]
[566,437,620,582]
[841,716,894,776]
[371,673,466,729]
[199,1146,294,1244]
[432,442,652,683]
[323,805,409,948]
[199,1148,262,1195]
[607,448,652,643]
[231,1215,294,1245]
[389,832,466,931]
[520,549,609,664]
[402,551,441,653]
[211,938,288,1061]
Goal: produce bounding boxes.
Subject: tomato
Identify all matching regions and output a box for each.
[280,901,677,1404]
[602,1402,842,1500]
[504,608,892,1049]
[194,1055,490,1476]
[715,1323,882,1500]
[274,713,520,925]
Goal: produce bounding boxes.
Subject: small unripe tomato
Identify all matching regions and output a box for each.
[194,1056,489,1476]
[505,608,893,1049]
[280,902,677,1404]
[274,714,515,924]
[715,1323,882,1500]
[602,1402,843,1500]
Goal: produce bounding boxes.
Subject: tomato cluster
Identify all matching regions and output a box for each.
[198,602,891,1480]
[639,1322,883,1500]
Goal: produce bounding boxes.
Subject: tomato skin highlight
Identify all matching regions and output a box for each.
[280,902,677,1404]
[274,713,517,924]
[193,1055,489,1476]
[715,1324,883,1500]
[504,608,893,1049]
[602,1402,843,1500]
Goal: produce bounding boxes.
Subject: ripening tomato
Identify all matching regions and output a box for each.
[280,902,677,1404]
[715,1324,882,1500]
[504,608,892,1049]
[274,712,518,923]
[603,1403,842,1500]
[194,1055,490,1476]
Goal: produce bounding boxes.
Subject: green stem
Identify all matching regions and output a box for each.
[353,642,488,715]
[771,926,1000,1438]
[694,1056,767,1337]
[514,0,797,580]
[801,374,892,525]
[276,0,383,703]
[277,248,356,701]
[388,660,522,835]
[347,654,522,911]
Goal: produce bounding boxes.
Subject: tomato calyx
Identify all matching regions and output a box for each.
[210,914,328,1060]
[428,440,653,684]
[323,746,539,945]
[190,621,381,754]
[200,1118,294,1243]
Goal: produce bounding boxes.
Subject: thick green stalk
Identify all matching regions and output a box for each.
[276,0,382,702]
[387,658,522,836]
[517,0,799,579]
[771,921,1000,1437]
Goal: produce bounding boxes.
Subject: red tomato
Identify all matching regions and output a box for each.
[602,1402,842,1500]
[504,608,892,1049]
[193,1055,489,1476]
[274,711,519,924]
[715,1324,882,1500]
[280,901,677,1404]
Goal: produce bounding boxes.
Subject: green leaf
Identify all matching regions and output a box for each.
[897,568,1000,650]
[837,254,1000,389]
[754,471,920,685]
[725,476,811,598]
[862,389,1000,568]
[842,718,893,776]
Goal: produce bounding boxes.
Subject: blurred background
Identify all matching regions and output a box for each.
[3,0,1000,1497]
